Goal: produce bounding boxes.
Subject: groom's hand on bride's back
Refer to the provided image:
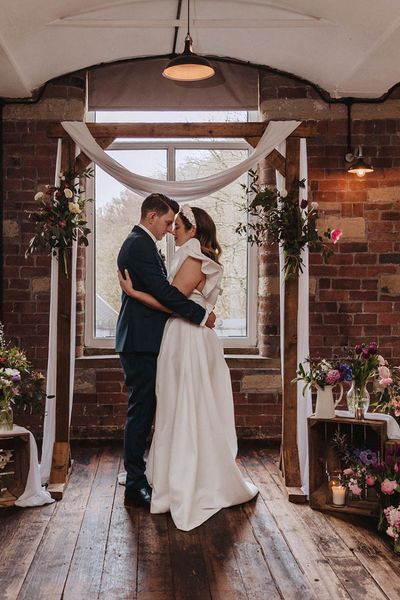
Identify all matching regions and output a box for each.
[205,311,216,329]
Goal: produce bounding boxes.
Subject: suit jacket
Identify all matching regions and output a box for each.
[115,225,206,353]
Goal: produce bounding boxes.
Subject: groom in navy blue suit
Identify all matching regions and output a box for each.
[116,193,215,507]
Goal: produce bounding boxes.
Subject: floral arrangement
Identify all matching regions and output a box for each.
[0,449,13,470]
[332,430,400,552]
[295,342,381,395]
[294,357,352,392]
[343,342,381,392]
[384,506,400,552]
[236,170,342,279]
[25,168,93,275]
[0,323,45,415]
[371,362,400,423]
[332,431,378,498]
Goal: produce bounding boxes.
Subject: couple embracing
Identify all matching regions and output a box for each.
[116,193,257,531]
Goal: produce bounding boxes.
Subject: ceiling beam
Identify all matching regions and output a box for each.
[48,122,317,139]
[49,18,334,29]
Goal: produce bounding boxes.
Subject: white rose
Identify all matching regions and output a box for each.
[311,201,318,210]
[34,191,44,201]
[64,188,74,199]
[59,171,65,180]
[68,202,81,214]
[280,189,288,198]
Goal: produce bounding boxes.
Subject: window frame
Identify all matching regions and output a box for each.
[84,134,259,350]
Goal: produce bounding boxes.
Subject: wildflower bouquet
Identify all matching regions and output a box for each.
[0,323,45,414]
[25,168,93,275]
[294,357,352,392]
[343,342,381,390]
[236,171,342,280]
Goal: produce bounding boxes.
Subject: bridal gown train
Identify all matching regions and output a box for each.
[146,238,258,531]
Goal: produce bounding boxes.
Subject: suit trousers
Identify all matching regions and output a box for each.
[119,352,158,492]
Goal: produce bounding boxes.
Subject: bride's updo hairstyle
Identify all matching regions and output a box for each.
[179,206,222,264]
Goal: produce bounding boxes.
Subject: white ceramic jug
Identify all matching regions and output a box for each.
[315,384,343,419]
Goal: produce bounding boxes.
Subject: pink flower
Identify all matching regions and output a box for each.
[379,377,393,387]
[366,475,376,486]
[395,409,400,417]
[387,526,396,538]
[330,228,343,244]
[379,366,391,379]
[377,355,386,366]
[381,479,398,495]
[349,483,362,496]
[325,369,341,385]
[343,468,353,476]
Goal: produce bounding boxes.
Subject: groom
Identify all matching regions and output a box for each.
[116,193,215,508]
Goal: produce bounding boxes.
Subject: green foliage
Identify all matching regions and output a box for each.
[236,170,337,280]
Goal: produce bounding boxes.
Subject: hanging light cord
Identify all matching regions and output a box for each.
[172,0,183,55]
[187,0,190,37]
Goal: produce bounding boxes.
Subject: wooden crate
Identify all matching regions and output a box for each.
[308,416,387,518]
[0,432,30,507]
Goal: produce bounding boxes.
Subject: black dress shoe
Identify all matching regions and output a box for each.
[124,485,152,508]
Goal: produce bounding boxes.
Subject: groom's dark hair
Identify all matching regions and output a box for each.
[141,193,179,218]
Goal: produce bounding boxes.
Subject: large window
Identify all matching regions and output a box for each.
[85,111,258,349]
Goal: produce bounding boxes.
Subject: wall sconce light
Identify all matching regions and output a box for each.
[347,146,374,177]
[162,0,215,82]
[344,102,374,177]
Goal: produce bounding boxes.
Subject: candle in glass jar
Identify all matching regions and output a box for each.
[332,484,346,506]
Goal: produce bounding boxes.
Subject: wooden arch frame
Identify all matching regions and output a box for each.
[47,120,317,495]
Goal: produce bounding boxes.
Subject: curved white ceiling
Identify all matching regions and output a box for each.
[2,0,400,99]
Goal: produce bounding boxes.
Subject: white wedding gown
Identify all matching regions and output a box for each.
[146,238,258,531]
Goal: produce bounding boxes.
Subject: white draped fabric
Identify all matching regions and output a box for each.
[277,139,312,496]
[39,119,303,487]
[1,426,54,507]
[40,140,78,485]
[62,120,301,203]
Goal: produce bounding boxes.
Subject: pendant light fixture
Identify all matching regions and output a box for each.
[345,101,374,177]
[162,0,215,82]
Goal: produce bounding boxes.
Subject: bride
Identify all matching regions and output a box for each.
[119,204,258,531]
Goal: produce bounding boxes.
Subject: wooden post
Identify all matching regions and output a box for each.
[280,137,302,488]
[48,139,75,498]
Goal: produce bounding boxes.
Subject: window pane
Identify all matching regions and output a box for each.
[175,149,249,337]
[95,149,167,338]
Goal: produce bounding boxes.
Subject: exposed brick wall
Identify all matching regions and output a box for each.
[3,66,400,441]
[71,358,282,441]
[308,120,400,365]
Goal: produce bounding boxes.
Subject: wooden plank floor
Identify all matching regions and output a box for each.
[1,443,399,600]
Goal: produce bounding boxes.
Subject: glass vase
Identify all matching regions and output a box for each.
[346,381,370,419]
[0,404,13,432]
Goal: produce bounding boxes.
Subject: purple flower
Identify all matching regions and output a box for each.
[362,349,370,359]
[368,341,378,354]
[300,199,308,209]
[359,449,377,465]
[355,345,363,354]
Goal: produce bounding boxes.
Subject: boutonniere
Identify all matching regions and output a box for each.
[158,248,166,263]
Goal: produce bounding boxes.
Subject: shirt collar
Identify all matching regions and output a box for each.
[138,223,157,245]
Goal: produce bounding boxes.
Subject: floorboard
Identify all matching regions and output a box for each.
[0,443,399,600]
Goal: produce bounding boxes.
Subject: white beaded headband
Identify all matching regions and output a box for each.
[180,204,196,228]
